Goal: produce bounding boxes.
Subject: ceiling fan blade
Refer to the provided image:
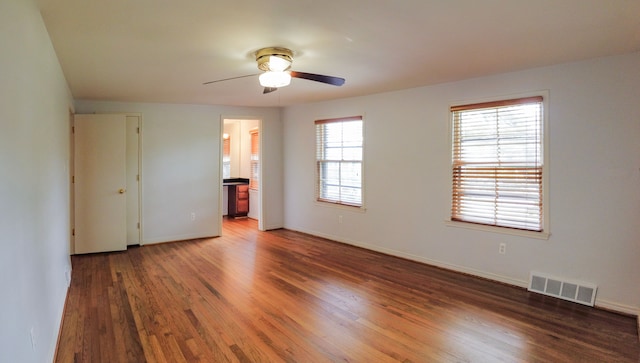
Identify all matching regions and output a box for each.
[203,73,259,85]
[263,87,278,94]
[289,71,345,86]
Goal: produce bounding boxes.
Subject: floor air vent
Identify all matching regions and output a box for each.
[528,272,597,306]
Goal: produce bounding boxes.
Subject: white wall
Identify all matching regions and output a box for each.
[282,52,640,314]
[74,101,283,240]
[0,0,74,362]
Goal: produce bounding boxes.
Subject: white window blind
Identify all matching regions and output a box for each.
[250,129,259,190]
[315,116,363,207]
[222,135,231,179]
[451,96,544,232]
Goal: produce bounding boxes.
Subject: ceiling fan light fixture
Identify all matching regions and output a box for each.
[259,71,291,88]
[256,47,293,72]
[266,55,291,72]
[203,46,345,92]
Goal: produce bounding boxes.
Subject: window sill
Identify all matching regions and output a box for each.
[315,200,367,213]
[445,220,550,240]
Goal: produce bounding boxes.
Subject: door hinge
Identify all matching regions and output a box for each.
[72,175,74,183]
[137,222,140,229]
[136,127,140,134]
[71,126,75,134]
[72,228,75,236]
[136,174,139,181]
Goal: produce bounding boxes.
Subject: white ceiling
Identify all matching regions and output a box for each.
[37,0,640,107]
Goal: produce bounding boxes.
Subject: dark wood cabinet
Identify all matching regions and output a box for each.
[228,184,249,218]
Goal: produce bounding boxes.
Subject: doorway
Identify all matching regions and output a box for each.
[221,118,261,230]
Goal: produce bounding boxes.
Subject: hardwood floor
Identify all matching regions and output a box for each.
[56,218,639,362]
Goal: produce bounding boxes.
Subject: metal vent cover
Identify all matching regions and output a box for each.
[528,272,597,306]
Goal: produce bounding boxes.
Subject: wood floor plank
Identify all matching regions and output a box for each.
[55,218,640,362]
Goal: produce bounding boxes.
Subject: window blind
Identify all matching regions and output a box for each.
[315,116,363,207]
[250,129,259,190]
[222,136,231,179]
[451,96,543,232]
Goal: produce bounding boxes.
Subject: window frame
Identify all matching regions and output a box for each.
[447,92,550,239]
[315,116,365,209]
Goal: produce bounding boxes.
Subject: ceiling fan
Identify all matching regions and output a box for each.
[203,47,345,94]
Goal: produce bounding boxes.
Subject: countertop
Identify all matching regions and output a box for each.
[223,178,249,186]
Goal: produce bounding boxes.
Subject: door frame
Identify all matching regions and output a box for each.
[71,112,143,253]
[219,116,264,233]
[125,113,143,245]
[69,109,75,254]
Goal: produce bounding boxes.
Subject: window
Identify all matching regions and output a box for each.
[451,96,544,232]
[315,116,363,207]
[222,134,231,179]
[250,129,259,190]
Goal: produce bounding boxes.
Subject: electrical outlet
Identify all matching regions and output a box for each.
[338,215,343,224]
[190,212,196,221]
[499,243,506,255]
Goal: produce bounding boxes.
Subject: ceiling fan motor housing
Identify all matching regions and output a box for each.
[256,47,293,72]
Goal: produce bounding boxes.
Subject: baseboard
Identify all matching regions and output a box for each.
[593,300,639,317]
[142,232,218,245]
[51,283,71,363]
[263,224,284,231]
[286,226,637,316]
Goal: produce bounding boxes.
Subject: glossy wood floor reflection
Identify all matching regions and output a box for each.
[56,218,639,362]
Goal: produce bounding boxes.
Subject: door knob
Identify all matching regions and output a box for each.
[118,188,126,194]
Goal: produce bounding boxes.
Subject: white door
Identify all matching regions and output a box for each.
[74,114,127,254]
